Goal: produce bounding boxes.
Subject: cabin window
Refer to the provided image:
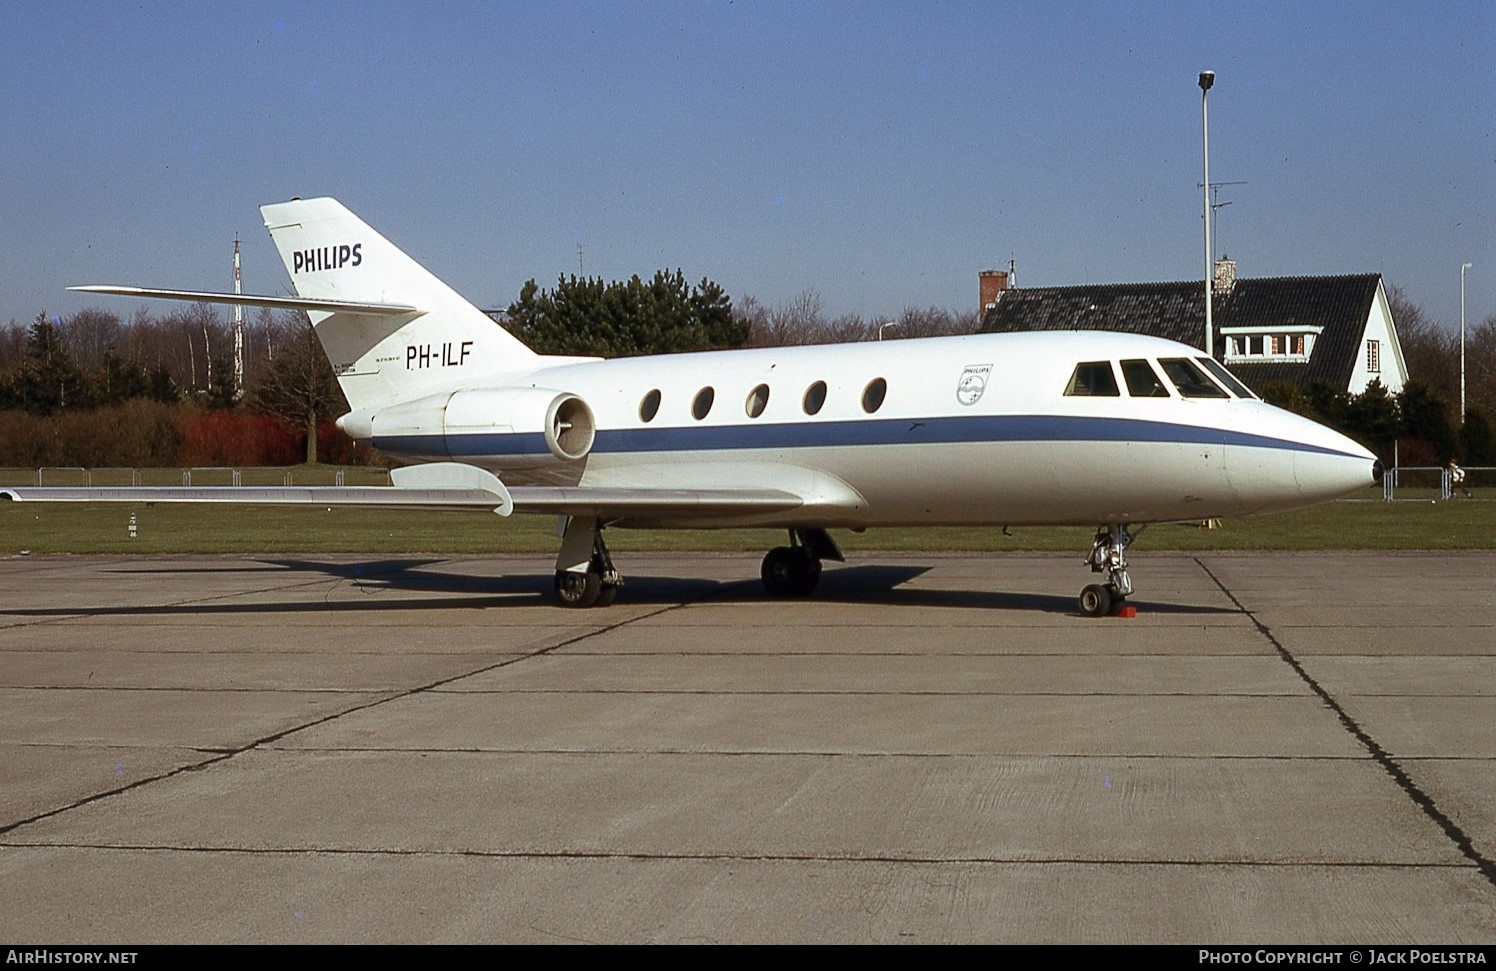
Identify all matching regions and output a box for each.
[1158,358,1229,398]
[1367,340,1381,373]
[745,383,770,418]
[1121,359,1169,397]
[1065,361,1120,396]
[692,386,715,420]
[1196,357,1254,399]
[639,388,661,422]
[803,380,828,416]
[861,377,887,413]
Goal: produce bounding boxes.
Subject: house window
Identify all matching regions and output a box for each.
[1367,340,1381,373]
[1222,327,1319,364]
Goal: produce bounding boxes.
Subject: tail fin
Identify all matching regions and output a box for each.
[260,197,537,411]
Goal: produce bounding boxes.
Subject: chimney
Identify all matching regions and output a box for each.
[980,269,1010,313]
[1213,256,1237,293]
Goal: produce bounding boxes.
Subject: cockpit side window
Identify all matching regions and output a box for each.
[1158,358,1229,398]
[1064,361,1120,396]
[1121,359,1170,397]
[1196,356,1256,399]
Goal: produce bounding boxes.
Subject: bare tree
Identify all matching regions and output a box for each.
[60,308,124,370]
[248,311,345,464]
[1388,285,1455,398]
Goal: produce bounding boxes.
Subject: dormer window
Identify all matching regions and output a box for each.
[1222,325,1320,364]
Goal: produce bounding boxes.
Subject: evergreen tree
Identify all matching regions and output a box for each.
[506,271,746,357]
[16,313,87,414]
[1458,408,1496,466]
[1345,379,1401,448]
[1398,380,1455,459]
[94,351,150,405]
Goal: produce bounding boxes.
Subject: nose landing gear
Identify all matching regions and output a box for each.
[1080,524,1136,617]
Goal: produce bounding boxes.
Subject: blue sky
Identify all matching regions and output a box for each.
[3,1,1491,334]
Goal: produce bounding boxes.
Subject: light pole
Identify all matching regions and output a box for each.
[1461,262,1472,424]
[877,321,898,341]
[1199,71,1215,357]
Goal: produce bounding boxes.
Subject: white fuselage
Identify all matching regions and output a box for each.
[354,330,1379,530]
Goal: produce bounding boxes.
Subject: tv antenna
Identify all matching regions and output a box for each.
[1196,180,1247,258]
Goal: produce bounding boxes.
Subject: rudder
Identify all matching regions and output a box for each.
[260,197,536,411]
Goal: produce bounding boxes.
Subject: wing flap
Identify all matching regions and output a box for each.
[508,487,804,518]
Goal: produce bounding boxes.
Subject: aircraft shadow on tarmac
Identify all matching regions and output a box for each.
[2,558,1236,618]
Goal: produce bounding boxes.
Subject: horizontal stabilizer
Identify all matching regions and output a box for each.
[69,285,420,316]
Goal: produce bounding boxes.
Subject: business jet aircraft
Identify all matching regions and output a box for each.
[4,197,1382,615]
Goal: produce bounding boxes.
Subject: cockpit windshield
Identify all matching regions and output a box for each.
[1196,356,1255,399]
[1158,358,1229,398]
[1064,361,1120,396]
[1121,359,1170,397]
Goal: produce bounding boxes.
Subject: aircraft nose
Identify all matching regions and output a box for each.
[1292,432,1380,501]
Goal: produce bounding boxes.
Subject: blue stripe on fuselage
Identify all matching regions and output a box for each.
[374,414,1361,460]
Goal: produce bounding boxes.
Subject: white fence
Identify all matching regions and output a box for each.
[1380,465,1488,501]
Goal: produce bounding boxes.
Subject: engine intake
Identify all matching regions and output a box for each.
[366,387,596,468]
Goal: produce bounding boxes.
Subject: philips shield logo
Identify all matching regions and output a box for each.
[293,243,362,274]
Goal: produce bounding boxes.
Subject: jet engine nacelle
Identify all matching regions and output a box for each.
[351,387,596,467]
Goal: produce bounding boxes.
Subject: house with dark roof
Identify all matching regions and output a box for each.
[979,261,1408,396]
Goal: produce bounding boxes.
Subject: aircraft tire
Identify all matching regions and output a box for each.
[595,583,618,607]
[763,546,820,597]
[555,570,603,608]
[1078,583,1112,618]
[792,552,822,595]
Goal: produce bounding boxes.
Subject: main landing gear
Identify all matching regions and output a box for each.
[761,528,843,597]
[553,517,621,608]
[1079,524,1136,618]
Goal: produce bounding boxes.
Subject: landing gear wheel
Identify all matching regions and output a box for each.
[792,551,822,595]
[554,570,602,608]
[1079,583,1112,618]
[595,583,618,608]
[762,546,821,596]
[1080,524,1139,617]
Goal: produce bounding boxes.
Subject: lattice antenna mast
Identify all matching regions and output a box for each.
[232,235,244,399]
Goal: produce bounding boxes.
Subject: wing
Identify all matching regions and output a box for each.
[0,463,809,522]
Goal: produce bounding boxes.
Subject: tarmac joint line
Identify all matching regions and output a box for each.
[0,570,729,839]
[1194,555,1496,891]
